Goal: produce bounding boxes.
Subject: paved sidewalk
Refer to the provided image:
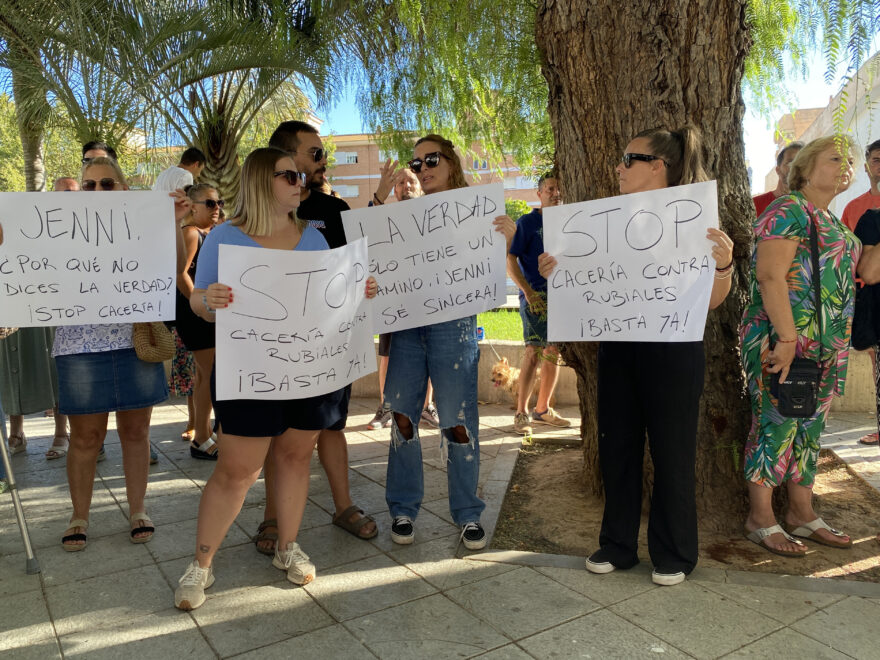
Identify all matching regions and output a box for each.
[2,399,879,659]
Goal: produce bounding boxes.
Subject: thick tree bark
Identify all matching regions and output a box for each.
[535,0,755,532]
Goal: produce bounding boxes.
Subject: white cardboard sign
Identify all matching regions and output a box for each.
[0,191,176,326]
[542,181,718,342]
[341,183,507,333]
[215,239,376,400]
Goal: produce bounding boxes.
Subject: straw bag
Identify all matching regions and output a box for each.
[0,327,19,339]
[132,322,175,362]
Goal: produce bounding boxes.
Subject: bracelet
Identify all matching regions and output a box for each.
[373,192,383,205]
[714,269,733,279]
[776,338,797,343]
[201,294,215,313]
[715,261,733,272]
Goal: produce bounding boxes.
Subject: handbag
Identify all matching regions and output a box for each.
[0,327,18,339]
[769,212,823,418]
[132,322,175,362]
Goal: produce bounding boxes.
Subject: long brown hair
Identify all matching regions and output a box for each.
[231,147,304,236]
[635,126,708,186]
[414,134,468,190]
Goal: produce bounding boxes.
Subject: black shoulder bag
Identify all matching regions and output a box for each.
[769,214,822,418]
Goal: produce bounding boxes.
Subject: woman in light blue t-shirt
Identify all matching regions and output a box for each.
[174,147,377,610]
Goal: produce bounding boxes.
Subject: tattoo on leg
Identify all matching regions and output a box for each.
[199,544,210,554]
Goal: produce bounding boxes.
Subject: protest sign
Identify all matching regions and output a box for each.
[214,239,376,400]
[0,191,176,326]
[341,183,507,333]
[542,180,718,342]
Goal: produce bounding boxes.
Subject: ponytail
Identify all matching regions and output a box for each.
[635,125,708,187]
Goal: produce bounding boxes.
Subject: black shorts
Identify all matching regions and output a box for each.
[174,291,216,351]
[378,333,392,357]
[211,368,350,436]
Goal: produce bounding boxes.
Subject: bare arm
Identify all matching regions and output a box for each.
[708,227,734,310]
[177,227,200,298]
[857,244,880,284]
[755,238,799,382]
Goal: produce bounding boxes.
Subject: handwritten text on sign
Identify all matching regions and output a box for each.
[542,181,718,342]
[0,191,176,326]
[215,240,376,400]
[341,183,507,332]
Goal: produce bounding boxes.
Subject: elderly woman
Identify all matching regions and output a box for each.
[741,135,859,556]
[52,157,188,551]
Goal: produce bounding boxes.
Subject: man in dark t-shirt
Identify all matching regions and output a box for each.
[507,174,571,436]
[243,121,378,551]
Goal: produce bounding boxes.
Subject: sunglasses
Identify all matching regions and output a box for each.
[273,170,307,186]
[621,153,666,168]
[193,199,225,210]
[82,178,120,191]
[295,148,325,163]
[407,152,446,174]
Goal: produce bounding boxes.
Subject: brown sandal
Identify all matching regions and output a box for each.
[253,519,278,555]
[332,505,378,540]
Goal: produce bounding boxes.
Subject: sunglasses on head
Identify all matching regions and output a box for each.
[621,153,666,168]
[82,178,119,191]
[193,199,225,210]
[295,148,325,163]
[407,152,446,174]
[273,170,307,186]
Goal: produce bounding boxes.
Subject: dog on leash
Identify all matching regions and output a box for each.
[490,357,543,410]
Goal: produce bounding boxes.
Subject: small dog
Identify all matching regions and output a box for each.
[490,357,542,410]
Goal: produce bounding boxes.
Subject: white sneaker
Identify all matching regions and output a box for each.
[460,521,487,550]
[174,560,214,610]
[585,551,616,574]
[651,569,685,586]
[273,541,316,585]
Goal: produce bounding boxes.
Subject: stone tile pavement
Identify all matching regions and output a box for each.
[2,399,879,659]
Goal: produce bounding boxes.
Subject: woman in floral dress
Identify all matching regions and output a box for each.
[741,135,860,556]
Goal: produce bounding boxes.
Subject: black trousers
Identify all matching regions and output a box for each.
[596,340,704,574]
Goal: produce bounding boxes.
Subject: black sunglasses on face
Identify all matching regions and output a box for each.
[273,170,307,186]
[622,153,666,168]
[407,152,445,174]
[295,148,325,163]
[193,199,225,210]
[82,178,119,191]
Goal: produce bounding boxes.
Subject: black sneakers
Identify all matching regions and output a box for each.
[391,516,414,545]
[460,522,487,550]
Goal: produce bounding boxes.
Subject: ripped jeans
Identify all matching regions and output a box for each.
[384,316,485,526]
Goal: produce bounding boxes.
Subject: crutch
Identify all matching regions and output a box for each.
[0,398,40,574]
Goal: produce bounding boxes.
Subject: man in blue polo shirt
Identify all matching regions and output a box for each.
[507,173,571,435]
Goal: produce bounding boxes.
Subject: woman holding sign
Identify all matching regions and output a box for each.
[383,134,515,551]
[740,136,859,557]
[50,157,189,552]
[539,127,734,585]
[174,147,378,610]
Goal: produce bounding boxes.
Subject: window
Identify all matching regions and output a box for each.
[503,177,518,190]
[472,159,488,170]
[335,151,359,165]
[333,184,360,198]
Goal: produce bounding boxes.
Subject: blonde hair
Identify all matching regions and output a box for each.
[231,147,304,236]
[635,126,708,186]
[414,134,468,190]
[788,135,858,192]
[81,156,129,188]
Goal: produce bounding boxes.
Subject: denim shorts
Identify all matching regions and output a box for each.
[519,295,549,346]
[56,348,168,415]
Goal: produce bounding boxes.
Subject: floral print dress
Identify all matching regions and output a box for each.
[740,192,860,488]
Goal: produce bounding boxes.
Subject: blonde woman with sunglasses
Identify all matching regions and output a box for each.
[174,147,378,610]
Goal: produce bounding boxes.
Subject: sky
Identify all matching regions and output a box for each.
[313,50,855,196]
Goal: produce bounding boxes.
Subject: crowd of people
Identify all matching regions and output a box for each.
[1,120,877,608]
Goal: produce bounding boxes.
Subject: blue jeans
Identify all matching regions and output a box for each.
[384,316,485,526]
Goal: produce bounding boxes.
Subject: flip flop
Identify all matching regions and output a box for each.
[332,505,379,540]
[744,524,807,557]
[784,518,853,549]
[8,433,26,455]
[181,429,196,442]
[46,434,69,460]
[858,432,879,445]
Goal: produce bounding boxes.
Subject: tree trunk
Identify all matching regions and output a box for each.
[196,116,242,210]
[10,49,49,192]
[535,0,755,532]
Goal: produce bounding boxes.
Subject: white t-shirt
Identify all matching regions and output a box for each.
[153,165,193,192]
